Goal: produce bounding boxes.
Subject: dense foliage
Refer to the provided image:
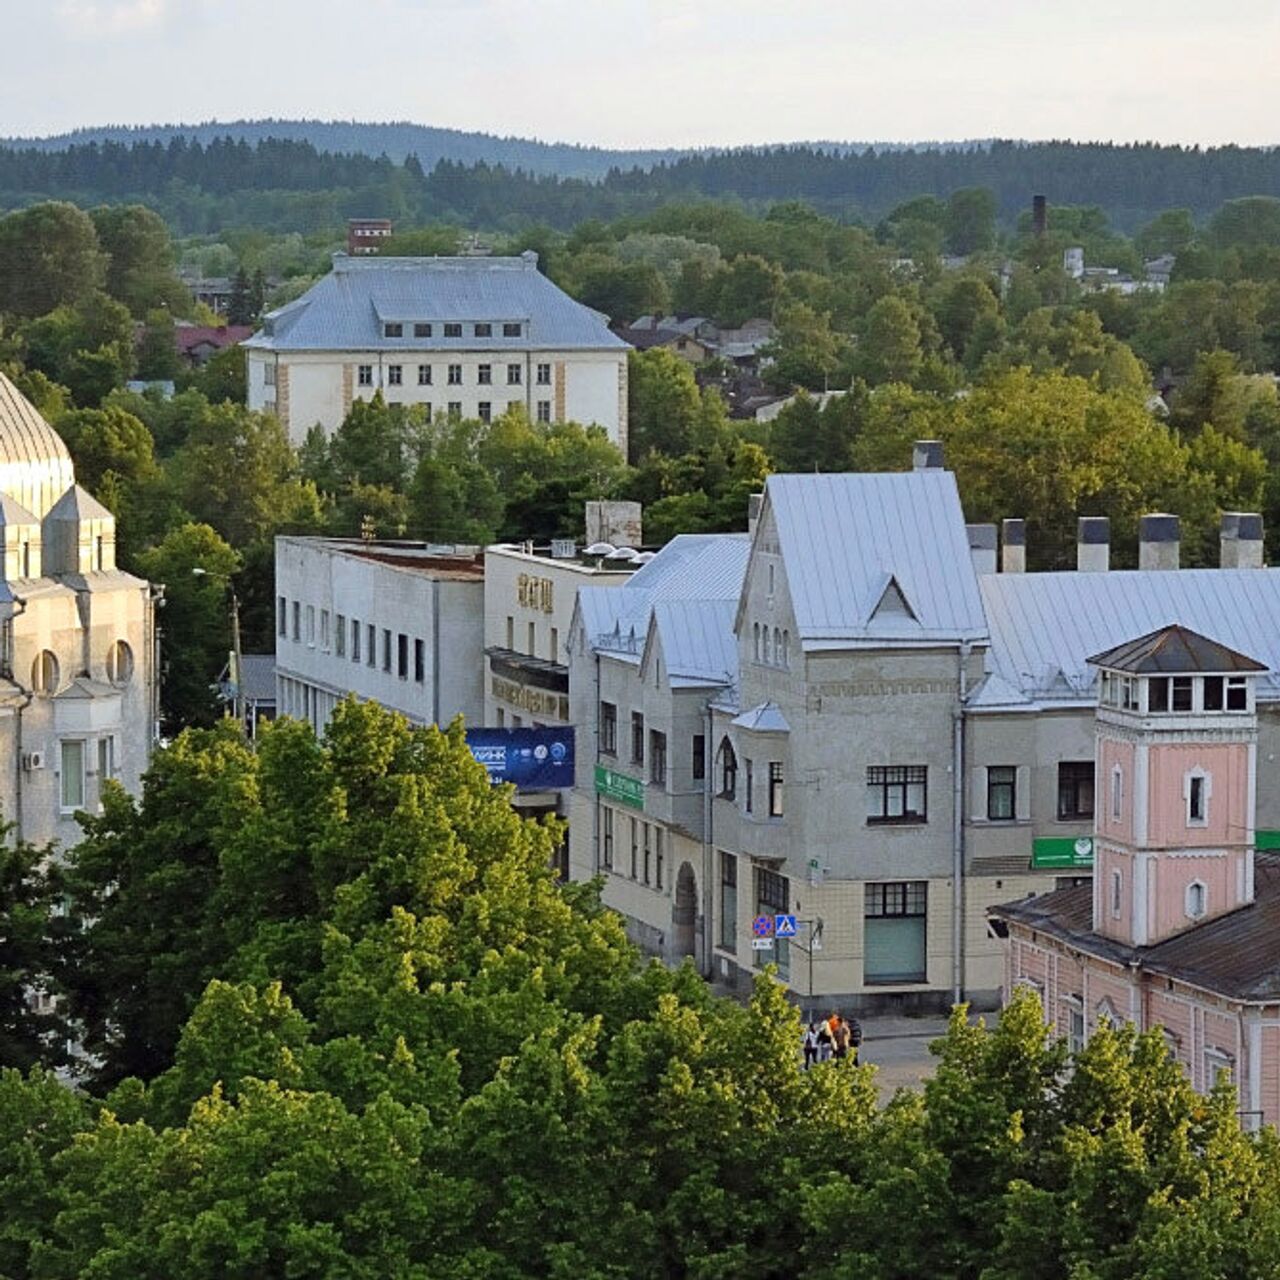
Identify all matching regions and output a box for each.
[4,704,1280,1278]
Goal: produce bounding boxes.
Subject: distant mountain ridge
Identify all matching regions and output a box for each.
[0,119,979,180]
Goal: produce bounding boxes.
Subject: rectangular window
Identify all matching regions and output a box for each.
[448,364,463,385]
[1111,767,1123,820]
[866,765,927,824]
[423,402,433,419]
[387,364,402,386]
[367,623,376,666]
[693,734,706,781]
[478,401,492,423]
[655,827,664,890]
[536,362,552,385]
[277,595,287,636]
[536,400,552,423]
[320,609,331,651]
[745,758,754,813]
[306,605,315,647]
[649,730,667,785]
[719,852,737,950]
[474,323,492,338]
[629,817,638,879]
[755,867,789,977]
[503,322,522,338]
[417,364,432,385]
[1149,676,1169,712]
[351,619,361,663]
[1067,1002,1086,1055]
[505,616,514,649]
[1227,677,1248,710]
[97,735,115,783]
[1203,676,1223,710]
[448,401,462,418]
[631,712,645,765]
[292,601,300,641]
[60,740,85,811]
[549,627,558,663]
[336,614,346,658]
[864,882,927,984]
[527,621,536,654]
[601,702,617,755]
[264,362,276,386]
[768,761,784,817]
[507,363,522,385]
[1172,676,1193,712]
[987,765,1016,820]
[414,638,425,683]
[1188,774,1206,823]
[414,322,432,338]
[602,806,614,870]
[382,628,392,673]
[444,323,462,338]
[384,322,403,338]
[643,823,652,884]
[477,363,492,385]
[357,364,373,386]
[397,633,408,679]
[1057,762,1094,820]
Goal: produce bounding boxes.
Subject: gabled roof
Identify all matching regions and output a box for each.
[0,493,39,526]
[45,485,113,523]
[1087,623,1265,675]
[730,702,790,733]
[244,255,629,353]
[647,600,738,687]
[764,471,988,649]
[980,570,1280,708]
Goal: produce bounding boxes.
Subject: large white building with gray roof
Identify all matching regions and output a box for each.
[567,443,1280,1014]
[244,252,630,452]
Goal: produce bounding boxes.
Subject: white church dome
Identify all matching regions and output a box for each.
[0,373,77,521]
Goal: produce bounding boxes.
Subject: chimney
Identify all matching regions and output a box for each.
[1032,195,1047,237]
[912,439,944,471]
[1001,519,1026,573]
[748,492,764,538]
[966,524,997,576]
[1138,513,1180,570]
[1076,516,1110,572]
[1220,512,1264,569]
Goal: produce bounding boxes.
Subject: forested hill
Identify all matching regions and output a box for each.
[3,131,1280,233]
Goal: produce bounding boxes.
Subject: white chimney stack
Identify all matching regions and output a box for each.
[1220,512,1264,569]
[1077,516,1110,572]
[1001,518,1026,573]
[1139,513,1180,571]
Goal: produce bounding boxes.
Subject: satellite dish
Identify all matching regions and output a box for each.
[584,542,615,556]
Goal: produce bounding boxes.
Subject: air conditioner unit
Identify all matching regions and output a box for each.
[550,539,576,559]
[22,750,45,771]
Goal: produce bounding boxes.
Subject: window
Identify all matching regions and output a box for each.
[1171,676,1193,711]
[719,852,737,950]
[649,731,667,785]
[383,364,401,388]
[602,807,614,870]
[292,601,300,640]
[397,633,408,679]
[631,712,645,765]
[867,765,927,824]
[384,322,403,338]
[781,631,790,667]
[320,610,331,651]
[278,596,287,636]
[503,322,522,337]
[601,702,617,755]
[987,766,1016,820]
[505,616,514,649]
[768,761,784,817]
[762,627,772,664]
[1186,880,1208,919]
[306,605,315,646]
[755,867,790,977]
[264,362,276,387]
[474,323,492,338]
[536,362,552,385]
[33,649,59,694]
[416,364,432,386]
[1205,1050,1234,1089]
[629,817,638,878]
[444,323,462,338]
[106,640,133,685]
[507,363,522,385]
[448,402,462,418]
[1110,869,1122,919]
[1122,677,1139,711]
[1187,771,1208,825]
[478,401,492,423]
[382,628,392,673]
[1111,766,1123,820]
[477,363,492,385]
[414,638,425,683]
[693,734,706,781]
[351,619,361,663]
[357,364,373,386]
[527,621,535,655]
[508,399,521,415]
[1057,762,1095,820]
[536,400,551,423]
[643,824,652,884]
[1227,677,1248,710]
[864,882,927,984]
[745,758,754,813]
[753,623,760,662]
[655,827,664,890]
[718,738,737,799]
[1066,1000,1086,1055]
[413,322,432,338]
[1203,676,1223,710]
[97,736,115,783]
[59,740,85,811]
[1149,676,1169,712]
[549,627,558,663]
[448,364,462,385]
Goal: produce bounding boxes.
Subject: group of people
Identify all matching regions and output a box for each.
[802,1011,862,1068]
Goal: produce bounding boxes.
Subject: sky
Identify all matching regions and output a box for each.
[4,0,1280,149]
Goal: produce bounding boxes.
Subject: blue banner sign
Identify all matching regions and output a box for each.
[466,727,575,791]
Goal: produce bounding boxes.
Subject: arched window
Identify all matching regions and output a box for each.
[773,628,782,666]
[32,650,59,695]
[782,630,790,667]
[106,640,133,685]
[717,737,738,800]
[1186,880,1208,920]
[762,627,772,663]
[753,623,760,661]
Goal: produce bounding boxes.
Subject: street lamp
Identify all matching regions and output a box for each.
[192,567,244,731]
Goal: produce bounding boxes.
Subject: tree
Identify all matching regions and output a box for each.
[226,267,253,326]
[945,187,997,255]
[706,253,785,326]
[185,343,246,404]
[932,276,1001,362]
[627,347,720,461]
[89,205,189,317]
[857,294,923,385]
[761,301,847,392]
[134,308,181,382]
[0,202,106,317]
[1135,208,1197,260]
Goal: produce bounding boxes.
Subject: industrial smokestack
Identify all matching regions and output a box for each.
[1032,195,1047,237]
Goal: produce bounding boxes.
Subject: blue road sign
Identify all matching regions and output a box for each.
[774,913,798,938]
[752,914,774,937]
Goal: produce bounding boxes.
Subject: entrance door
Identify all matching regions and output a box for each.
[672,862,697,962]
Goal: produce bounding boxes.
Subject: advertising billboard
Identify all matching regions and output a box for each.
[466,727,575,791]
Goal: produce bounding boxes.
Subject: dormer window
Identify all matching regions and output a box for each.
[474,323,492,338]
[1171,676,1192,711]
[414,323,432,338]
[384,322,403,338]
[444,323,462,338]
[503,322,522,337]
[1227,677,1248,710]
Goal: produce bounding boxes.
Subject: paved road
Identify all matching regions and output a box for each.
[858,1017,949,1098]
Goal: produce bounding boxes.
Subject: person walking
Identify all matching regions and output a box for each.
[803,1021,820,1070]
[831,1014,852,1062]
[848,1014,863,1066]
[816,1017,833,1062]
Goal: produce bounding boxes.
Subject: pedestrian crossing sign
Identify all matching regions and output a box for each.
[774,913,797,938]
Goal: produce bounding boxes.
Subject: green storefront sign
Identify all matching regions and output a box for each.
[595,764,644,810]
[1257,830,1280,851]
[1032,836,1095,869]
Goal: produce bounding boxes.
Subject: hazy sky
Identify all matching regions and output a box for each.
[5,0,1280,148]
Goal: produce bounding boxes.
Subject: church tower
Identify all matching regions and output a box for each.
[1088,625,1262,947]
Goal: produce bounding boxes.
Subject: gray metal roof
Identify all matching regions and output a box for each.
[765,471,989,648]
[1088,624,1266,675]
[979,569,1280,708]
[650,599,739,687]
[244,255,629,354]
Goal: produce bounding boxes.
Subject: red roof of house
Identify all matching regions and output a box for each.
[173,325,254,354]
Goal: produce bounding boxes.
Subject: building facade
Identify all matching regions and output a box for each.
[274,537,484,736]
[0,374,158,851]
[244,253,630,452]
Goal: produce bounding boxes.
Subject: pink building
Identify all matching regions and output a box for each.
[992,624,1280,1130]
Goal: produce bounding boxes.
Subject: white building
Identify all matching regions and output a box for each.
[244,253,630,452]
[274,537,485,736]
[0,374,158,850]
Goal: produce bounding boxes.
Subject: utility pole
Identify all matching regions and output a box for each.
[193,567,245,733]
